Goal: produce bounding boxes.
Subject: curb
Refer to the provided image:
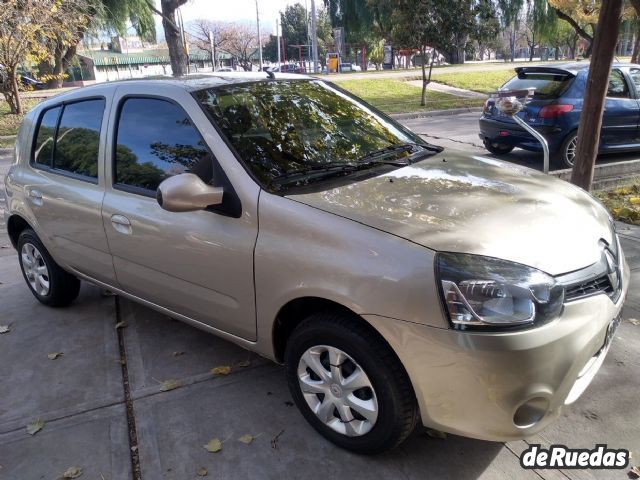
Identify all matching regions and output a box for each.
[391,107,483,120]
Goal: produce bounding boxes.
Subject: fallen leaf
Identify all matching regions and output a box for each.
[48,352,63,360]
[0,245,9,249]
[284,401,294,407]
[26,419,45,435]
[210,366,232,376]
[130,446,138,452]
[115,321,127,329]
[271,429,284,450]
[238,434,257,444]
[629,318,640,326]
[629,197,640,205]
[425,428,447,440]
[0,325,10,334]
[159,379,180,391]
[236,360,251,368]
[629,466,640,479]
[61,466,83,479]
[203,438,223,453]
[172,351,185,357]
[197,467,208,477]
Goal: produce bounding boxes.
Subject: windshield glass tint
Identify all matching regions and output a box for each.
[501,72,573,98]
[196,80,420,191]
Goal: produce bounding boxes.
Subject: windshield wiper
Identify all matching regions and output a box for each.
[355,143,434,165]
[271,164,359,187]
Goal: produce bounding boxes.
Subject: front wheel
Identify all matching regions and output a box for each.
[17,229,80,307]
[483,139,515,155]
[285,312,418,454]
[552,132,578,169]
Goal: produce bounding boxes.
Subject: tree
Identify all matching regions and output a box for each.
[497,0,524,61]
[548,0,597,57]
[156,0,189,76]
[225,23,259,71]
[571,0,623,190]
[0,0,91,114]
[472,0,501,60]
[189,19,233,69]
[39,0,156,88]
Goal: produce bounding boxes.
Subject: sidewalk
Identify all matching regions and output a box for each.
[1,154,639,479]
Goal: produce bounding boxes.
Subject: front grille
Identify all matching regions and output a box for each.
[564,275,613,301]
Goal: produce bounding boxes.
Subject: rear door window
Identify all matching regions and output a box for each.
[606,70,630,98]
[629,68,640,93]
[54,99,105,178]
[501,71,574,98]
[33,106,61,167]
[113,97,213,194]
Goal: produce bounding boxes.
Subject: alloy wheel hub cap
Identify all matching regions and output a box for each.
[21,243,50,296]
[297,345,378,437]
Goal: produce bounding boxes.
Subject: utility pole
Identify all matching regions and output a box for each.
[570,0,623,191]
[276,16,281,68]
[255,0,263,71]
[310,0,319,73]
[209,30,216,72]
[305,0,311,71]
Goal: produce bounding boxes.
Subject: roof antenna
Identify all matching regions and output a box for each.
[266,70,275,80]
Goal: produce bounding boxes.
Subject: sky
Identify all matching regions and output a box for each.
[153,0,303,36]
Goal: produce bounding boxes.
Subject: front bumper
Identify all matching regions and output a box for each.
[364,253,629,442]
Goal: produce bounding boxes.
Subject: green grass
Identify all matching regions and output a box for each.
[429,70,515,93]
[0,97,41,137]
[335,78,484,114]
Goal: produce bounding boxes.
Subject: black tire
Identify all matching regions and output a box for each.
[483,139,515,155]
[17,229,80,307]
[285,311,419,454]
[552,132,578,169]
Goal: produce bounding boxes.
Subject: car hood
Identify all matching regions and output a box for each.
[289,150,614,275]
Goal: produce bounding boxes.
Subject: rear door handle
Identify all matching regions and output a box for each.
[27,189,43,206]
[111,214,132,235]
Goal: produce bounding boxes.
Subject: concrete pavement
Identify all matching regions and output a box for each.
[1,141,640,479]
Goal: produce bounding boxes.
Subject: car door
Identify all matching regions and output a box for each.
[25,93,117,285]
[601,69,640,147]
[101,85,259,341]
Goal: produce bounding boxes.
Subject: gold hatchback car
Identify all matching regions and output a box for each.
[4,73,628,454]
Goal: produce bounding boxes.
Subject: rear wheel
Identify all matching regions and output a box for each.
[552,132,578,169]
[17,229,80,307]
[284,311,418,454]
[483,139,514,155]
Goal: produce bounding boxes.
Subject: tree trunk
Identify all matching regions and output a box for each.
[4,67,23,115]
[571,0,623,191]
[161,1,188,77]
[421,46,427,107]
[632,28,640,63]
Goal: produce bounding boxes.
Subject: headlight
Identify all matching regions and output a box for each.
[436,253,564,330]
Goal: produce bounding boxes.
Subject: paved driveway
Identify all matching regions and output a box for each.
[1,144,639,479]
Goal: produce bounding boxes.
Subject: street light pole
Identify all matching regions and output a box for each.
[255,0,263,71]
[276,16,281,69]
[310,0,318,73]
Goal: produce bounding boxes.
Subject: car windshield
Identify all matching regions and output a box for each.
[195,80,433,192]
[501,71,574,98]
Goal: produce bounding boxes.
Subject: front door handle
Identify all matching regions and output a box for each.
[111,214,132,235]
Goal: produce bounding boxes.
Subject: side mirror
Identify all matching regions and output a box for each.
[156,173,224,212]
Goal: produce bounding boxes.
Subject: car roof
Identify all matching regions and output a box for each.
[32,72,317,108]
[516,61,638,75]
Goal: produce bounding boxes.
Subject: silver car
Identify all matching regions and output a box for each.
[4,73,629,454]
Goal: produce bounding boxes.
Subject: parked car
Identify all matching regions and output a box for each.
[270,64,305,74]
[216,66,234,72]
[5,72,628,454]
[20,75,46,90]
[479,62,640,168]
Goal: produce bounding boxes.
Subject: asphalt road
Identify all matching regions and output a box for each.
[398,112,640,173]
